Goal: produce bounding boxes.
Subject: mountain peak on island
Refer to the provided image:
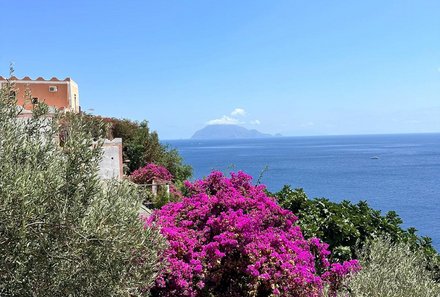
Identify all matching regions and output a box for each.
[191,124,272,140]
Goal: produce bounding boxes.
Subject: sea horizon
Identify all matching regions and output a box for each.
[165,133,440,250]
[163,131,440,142]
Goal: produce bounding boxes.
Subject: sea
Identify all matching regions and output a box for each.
[164,134,440,250]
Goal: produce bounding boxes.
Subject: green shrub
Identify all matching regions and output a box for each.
[269,185,439,279]
[0,77,166,296]
[347,237,440,296]
[83,114,192,181]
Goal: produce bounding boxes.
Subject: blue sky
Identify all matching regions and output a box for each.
[1,0,439,139]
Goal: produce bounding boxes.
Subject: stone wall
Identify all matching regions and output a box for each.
[98,138,123,180]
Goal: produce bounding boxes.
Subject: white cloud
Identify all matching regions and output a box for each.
[207,108,252,125]
[207,115,242,125]
[250,119,261,125]
[231,108,246,117]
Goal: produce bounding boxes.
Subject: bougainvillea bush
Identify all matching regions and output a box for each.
[131,163,174,184]
[145,171,360,297]
[131,163,183,208]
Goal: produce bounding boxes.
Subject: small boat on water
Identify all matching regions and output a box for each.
[370,156,380,159]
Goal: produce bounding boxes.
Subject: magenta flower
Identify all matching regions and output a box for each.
[130,163,173,184]
[146,171,360,296]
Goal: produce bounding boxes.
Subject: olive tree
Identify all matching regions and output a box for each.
[347,237,440,296]
[0,75,166,296]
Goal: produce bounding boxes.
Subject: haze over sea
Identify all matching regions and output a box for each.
[165,133,440,250]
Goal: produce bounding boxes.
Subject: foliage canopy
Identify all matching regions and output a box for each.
[270,185,439,279]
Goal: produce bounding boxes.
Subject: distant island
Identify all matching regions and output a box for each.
[191,124,272,140]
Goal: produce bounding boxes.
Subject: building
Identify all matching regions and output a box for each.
[1,75,124,180]
[0,76,80,113]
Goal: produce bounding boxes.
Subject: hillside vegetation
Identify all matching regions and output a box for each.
[270,185,440,281]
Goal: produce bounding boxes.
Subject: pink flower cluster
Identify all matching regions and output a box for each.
[322,260,361,297]
[130,163,173,184]
[146,171,360,297]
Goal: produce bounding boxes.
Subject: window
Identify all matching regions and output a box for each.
[49,86,57,92]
